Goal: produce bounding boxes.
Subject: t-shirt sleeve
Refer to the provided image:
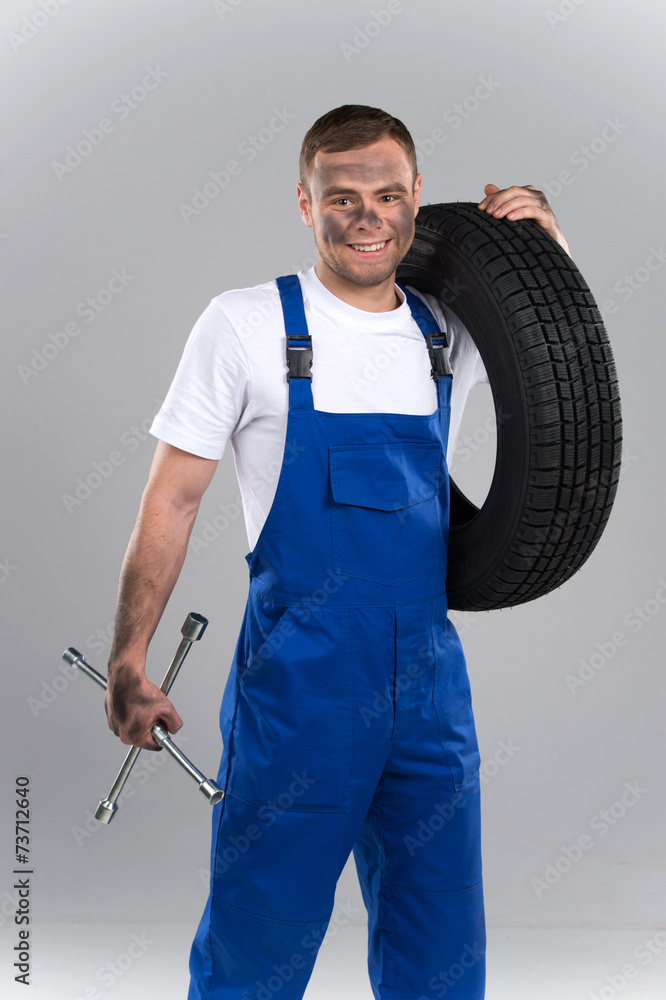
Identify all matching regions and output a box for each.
[149,299,252,460]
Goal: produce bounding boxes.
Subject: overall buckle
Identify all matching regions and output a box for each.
[425,332,452,381]
[286,333,313,380]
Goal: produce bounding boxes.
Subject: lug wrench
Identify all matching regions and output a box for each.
[63,612,223,823]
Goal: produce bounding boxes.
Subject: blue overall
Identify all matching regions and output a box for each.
[187,274,485,1000]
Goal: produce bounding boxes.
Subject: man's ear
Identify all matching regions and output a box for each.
[413,173,422,217]
[296,182,313,229]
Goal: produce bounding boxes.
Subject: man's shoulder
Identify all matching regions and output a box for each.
[209,274,290,339]
[211,275,279,310]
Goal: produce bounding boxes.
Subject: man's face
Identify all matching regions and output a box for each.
[297,137,422,289]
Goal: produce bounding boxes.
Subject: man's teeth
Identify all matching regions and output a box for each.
[351,242,386,251]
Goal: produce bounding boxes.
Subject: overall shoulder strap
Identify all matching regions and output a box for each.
[397,284,452,380]
[275,274,313,382]
[398,284,440,336]
[275,274,308,336]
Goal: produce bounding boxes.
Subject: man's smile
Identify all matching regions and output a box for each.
[347,238,392,256]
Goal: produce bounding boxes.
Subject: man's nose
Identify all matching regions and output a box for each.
[355,201,383,228]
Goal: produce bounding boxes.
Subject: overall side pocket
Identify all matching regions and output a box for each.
[230,603,352,813]
[431,616,481,790]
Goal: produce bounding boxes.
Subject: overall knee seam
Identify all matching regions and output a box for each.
[212,892,331,929]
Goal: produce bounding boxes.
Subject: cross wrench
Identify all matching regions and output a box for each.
[63,612,223,823]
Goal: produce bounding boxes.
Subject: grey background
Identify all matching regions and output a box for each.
[2,0,665,996]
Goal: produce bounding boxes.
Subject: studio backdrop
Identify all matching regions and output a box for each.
[1,0,664,995]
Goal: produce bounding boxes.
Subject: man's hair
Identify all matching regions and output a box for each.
[299,104,418,196]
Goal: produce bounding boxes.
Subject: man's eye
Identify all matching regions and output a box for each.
[381,195,396,202]
[335,198,351,206]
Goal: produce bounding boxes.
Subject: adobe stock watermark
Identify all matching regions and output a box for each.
[17,267,135,385]
[403,738,520,857]
[565,578,666,694]
[449,405,509,476]
[71,737,191,847]
[29,616,118,716]
[540,116,630,201]
[64,931,155,998]
[233,896,361,1000]
[84,619,115,658]
[51,66,169,181]
[189,495,244,554]
[241,571,349,686]
[1,886,19,934]
[28,656,80,718]
[403,788,466,858]
[61,398,163,514]
[359,653,428,729]
[417,939,485,999]
[0,556,18,585]
[212,0,245,18]
[414,74,501,164]
[189,440,307,554]
[340,2,403,63]
[588,930,666,1000]
[0,883,34,930]
[303,895,361,949]
[614,448,638,477]
[178,107,296,224]
[479,737,521,784]
[598,244,666,320]
[197,771,319,886]
[349,340,404,394]
[285,253,316,275]
[448,608,481,639]
[531,780,648,897]
[545,0,590,31]
[232,289,284,342]
[8,0,74,54]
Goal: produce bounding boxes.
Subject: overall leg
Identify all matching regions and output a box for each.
[187,598,394,1000]
[353,600,485,1000]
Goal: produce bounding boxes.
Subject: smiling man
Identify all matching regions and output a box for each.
[104,105,571,1000]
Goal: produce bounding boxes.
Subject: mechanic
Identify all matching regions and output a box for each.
[104,105,571,1000]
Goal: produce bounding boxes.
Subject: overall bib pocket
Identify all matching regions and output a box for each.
[329,442,442,587]
[229,599,352,814]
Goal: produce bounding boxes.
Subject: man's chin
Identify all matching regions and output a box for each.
[341,269,397,287]
[328,250,406,287]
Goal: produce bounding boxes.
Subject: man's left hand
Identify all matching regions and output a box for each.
[477,183,572,261]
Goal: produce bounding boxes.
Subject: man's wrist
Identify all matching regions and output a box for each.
[107,652,147,678]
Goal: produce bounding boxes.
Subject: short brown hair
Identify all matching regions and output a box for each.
[299,104,418,196]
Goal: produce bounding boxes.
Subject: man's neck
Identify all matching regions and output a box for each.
[314,262,401,312]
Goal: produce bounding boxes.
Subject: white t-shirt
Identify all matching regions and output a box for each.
[150,266,487,553]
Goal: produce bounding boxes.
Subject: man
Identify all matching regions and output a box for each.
[104,105,571,999]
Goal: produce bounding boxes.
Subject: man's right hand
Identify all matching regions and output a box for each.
[104,664,184,750]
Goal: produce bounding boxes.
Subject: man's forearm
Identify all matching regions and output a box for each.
[107,491,198,675]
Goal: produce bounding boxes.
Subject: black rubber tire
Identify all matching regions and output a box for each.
[397,203,623,612]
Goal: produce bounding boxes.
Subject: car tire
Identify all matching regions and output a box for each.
[397,202,623,611]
